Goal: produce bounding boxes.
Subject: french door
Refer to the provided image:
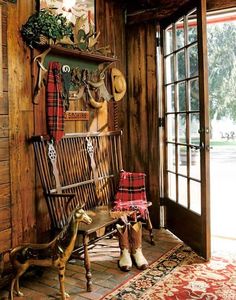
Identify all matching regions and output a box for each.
[161,0,210,259]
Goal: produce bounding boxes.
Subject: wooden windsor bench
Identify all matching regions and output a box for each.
[30,130,153,292]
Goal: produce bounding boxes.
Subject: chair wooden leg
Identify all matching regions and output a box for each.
[83,234,92,292]
[146,216,155,245]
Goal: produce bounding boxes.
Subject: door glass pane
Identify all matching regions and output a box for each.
[165,55,174,83]
[190,113,200,146]
[165,25,173,55]
[178,82,186,111]
[178,113,186,143]
[177,50,185,81]
[189,44,198,77]
[168,172,176,201]
[167,144,176,172]
[190,180,201,213]
[167,114,175,142]
[178,176,188,207]
[187,10,197,44]
[166,84,175,112]
[176,18,184,49]
[178,145,187,176]
[190,149,200,180]
[190,79,199,111]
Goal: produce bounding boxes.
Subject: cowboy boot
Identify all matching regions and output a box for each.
[116,224,132,271]
[129,222,148,270]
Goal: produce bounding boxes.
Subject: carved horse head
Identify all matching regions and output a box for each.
[74,208,92,225]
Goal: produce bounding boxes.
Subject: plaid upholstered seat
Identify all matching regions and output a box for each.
[112,170,152,219]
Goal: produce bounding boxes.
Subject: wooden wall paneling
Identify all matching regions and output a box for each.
[0,137,9,160]
[0,115,8,137]
[126,22,160,227]
[127,24,149,172]
[0,183,10,208]
[0,228,11,252]
[0,1,10,254]
[96,0,127,133]
[96,0,111,131]
[0,206,11,231]
[8,0,36,246]
[0,161,9,184]
[0,93,8,114]
[145,22,160,228]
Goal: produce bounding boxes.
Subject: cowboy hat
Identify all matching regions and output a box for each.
[111,68,127,101]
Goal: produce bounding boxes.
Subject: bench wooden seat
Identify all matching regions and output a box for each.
[30,130,153,292]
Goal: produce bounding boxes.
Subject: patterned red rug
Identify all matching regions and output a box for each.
[102,243,236,300]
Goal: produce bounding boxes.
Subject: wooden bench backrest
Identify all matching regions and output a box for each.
[31,131,123,229]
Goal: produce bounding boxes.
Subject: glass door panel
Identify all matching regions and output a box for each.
[178,176,188,207]
[167,114,175,142]
[168,173,176,201]
[176,18,185,49]
[166,85,175,112]
[190,180,201,213]
[177,82,186,111]
[167,143,176,172]
[190,79,199,110]
[177,50,186,80]
[187,10,197,43]
[189,44,199,77]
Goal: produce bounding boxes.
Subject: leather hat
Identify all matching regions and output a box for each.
[111,68,127,101]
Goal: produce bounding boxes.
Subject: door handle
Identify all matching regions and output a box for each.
[190,144,213,151]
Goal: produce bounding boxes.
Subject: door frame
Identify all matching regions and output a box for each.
[159,0,210,259]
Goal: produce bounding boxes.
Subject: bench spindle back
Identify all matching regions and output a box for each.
[31,131,123,230]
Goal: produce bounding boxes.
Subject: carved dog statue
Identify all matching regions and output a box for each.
[0,208,92,300]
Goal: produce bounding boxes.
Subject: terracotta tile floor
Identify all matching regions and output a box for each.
[0,229,180,300]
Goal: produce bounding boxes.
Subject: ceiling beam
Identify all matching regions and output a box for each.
[126,0,236,25]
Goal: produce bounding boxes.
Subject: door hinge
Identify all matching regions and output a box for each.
[158,117,165,127]
[156,37,161,47]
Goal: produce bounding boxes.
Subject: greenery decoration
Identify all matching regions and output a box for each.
[21,9,73,48]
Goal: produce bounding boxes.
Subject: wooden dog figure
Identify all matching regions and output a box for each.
[0,208,92,300]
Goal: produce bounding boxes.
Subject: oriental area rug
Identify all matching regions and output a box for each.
[102,243,236,300]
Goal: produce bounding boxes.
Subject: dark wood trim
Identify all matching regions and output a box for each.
[164,198,202,254]
[198,0,211,260]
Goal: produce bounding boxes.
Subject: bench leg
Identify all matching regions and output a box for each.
[83,234,92,292]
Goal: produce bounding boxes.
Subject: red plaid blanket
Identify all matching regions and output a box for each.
[46,61,64,142]
[113,170,150,219]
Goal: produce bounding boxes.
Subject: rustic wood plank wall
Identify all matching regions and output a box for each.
[7,0,36,247]
[96,0,128,136]
[0,1,11,252]
[126,22,160,227]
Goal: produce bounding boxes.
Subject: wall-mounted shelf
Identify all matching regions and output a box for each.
[47,45,118,63]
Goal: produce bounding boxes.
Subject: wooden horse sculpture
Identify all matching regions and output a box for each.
[0,208,92,300]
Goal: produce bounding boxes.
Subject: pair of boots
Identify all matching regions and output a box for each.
[116,222,148,271]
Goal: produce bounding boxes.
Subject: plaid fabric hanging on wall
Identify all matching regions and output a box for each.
[113,170,150,219]
[46,61,64,142]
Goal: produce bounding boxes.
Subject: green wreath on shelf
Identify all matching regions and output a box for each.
[21,9,73,48]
